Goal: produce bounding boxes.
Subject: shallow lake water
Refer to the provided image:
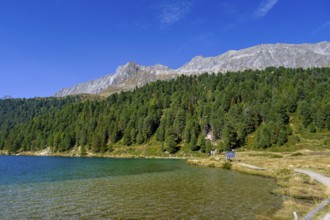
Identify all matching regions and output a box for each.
[0,156,281,219]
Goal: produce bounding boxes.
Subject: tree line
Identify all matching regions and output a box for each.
[0,67,329,154]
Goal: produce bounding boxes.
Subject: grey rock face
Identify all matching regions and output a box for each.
[54,62,175,97]
[54,42,330,97]
[177,41,330,74]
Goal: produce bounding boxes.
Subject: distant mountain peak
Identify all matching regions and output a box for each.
[0,95,13,100]
[54,41,330,97]
[120,61,140,69]
[115,62,140,76]
[54,61,175,97]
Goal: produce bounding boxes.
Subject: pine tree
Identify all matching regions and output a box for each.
[197,133,206,152]
[189,132,198,151]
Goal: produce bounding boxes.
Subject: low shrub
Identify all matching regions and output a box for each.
[222,161,232,169]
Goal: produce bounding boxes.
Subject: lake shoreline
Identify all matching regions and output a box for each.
[2,149,329,219]
[0,149,188,160]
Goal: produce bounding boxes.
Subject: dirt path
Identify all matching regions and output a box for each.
[294,169,330,187]
[237,162,267,170]
[294,169,330,220]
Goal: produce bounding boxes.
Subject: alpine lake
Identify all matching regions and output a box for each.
[0,156,282,219]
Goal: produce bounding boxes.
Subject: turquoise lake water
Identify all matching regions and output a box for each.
[0,156,282,219]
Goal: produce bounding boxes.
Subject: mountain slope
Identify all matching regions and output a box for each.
[54,41,330,97]
[55,63,176,97]
[3,68,330,154]
[177,41,330,74]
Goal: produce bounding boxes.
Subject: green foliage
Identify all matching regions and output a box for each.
[0,68,329,153]
[80,146,86,156]
[164,133,177,153]
[298,100,312,128]
[292,135,300,143]
[197,134,206,151]
[248,153,283,158]
[308,123,316,133]
[107,144,114,152]
[189,132,198,151]
[222,161,232,169]
[276,168,292,177]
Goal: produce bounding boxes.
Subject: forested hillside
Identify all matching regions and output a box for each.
[1,67,329,154]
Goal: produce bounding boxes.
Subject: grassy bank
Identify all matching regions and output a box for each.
[188,150,330,219]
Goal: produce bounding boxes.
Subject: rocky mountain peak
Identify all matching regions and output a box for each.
[0,95,13,100]
[54,41,330,97]
[115,62,140,75]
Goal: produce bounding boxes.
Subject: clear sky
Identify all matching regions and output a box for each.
[0,0,329,98]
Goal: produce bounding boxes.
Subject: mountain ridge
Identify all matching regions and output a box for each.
[54,41,330,97]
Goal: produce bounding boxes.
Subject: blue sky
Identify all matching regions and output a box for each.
[0,0,329,98]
